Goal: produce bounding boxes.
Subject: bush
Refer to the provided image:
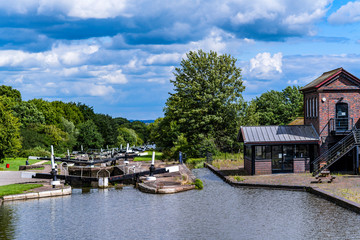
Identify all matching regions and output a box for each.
[19,146,51,158]
[194,178,203,190]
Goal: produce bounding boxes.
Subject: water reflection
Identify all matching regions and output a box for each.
[0,168,359,240]
[0,205,15,240]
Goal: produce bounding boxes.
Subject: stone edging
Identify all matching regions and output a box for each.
[204,162,360,214]
[1,186,72,203]
[138,183,195,194]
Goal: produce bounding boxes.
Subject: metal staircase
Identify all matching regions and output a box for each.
[312,127,360,177]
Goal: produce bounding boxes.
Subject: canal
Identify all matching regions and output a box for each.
[1,168,359,239]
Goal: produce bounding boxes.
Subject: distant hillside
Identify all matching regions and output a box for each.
[129,120,155,124]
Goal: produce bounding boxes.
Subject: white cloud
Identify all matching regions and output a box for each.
[249,52,283,79]
[86,84,115,96]
[0,43,99,68]
[328,1,360,24]
[37,0,129,19]
[99,70,128,84]
[189,29,231,53]
[145,53,183,65]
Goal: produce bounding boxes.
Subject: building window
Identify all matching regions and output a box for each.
[306,98,309,118]
[245,145,252,159]
[295,145,309,158]
[315,97,317,117]
[255,146,271,160]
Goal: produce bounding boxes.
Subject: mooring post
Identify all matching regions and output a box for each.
[126,143,129,153]
[81,145,83,152]
[147,151,156,181]
[50,145,60,188]
[67,149,70,160]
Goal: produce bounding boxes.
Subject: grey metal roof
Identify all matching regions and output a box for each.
[239,125,319,144]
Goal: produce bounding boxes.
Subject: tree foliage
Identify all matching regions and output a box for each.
[0,85,21,102]
[164,50,245,156]
[76,120,104,150]
[0,102,21,159]
[254,86,303,125]
[117,127,143,147]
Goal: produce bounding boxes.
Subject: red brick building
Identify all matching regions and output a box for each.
[239,68,360,175]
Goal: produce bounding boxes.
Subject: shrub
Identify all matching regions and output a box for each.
[19,146,51,158]
[194,178,203,190]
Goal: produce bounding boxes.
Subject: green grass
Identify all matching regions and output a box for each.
[186,158,206,169]
[213,152,243,161]
[231,175,245,182]
[0,158,42,171]
[134,151,163,161]
[0,184,43,197]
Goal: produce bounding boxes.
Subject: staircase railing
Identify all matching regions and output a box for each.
[312,126,360,177]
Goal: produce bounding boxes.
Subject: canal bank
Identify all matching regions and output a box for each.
[204,162,360,214]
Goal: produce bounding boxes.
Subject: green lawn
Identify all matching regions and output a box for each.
[0,184,43,197]
[0,158,41,171]
[134,151,163,161]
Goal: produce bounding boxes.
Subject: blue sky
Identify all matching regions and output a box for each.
[1,0,360,120]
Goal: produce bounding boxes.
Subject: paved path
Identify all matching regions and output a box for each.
[32,160,48,165]
[0,171,49,186]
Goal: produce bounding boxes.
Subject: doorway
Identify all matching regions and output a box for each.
[336,102,348,131]
[272,145,294,173]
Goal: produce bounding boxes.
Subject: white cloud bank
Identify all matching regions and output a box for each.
[328,1,360,24]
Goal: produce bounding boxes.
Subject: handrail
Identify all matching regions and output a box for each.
[329,117,353,132]
[312,127,358,177]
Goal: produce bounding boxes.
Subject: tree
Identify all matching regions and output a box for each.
[12,101,45,127]
[254,86,303,125]
[0,102,21,160]
[76,120,104,150]
[121,120,149,143]
[92,113,118,147]
[0,85,21,102]
[164,50,245,156]
[117,127,142,147]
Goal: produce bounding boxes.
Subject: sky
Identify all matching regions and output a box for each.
[1,0,360,120]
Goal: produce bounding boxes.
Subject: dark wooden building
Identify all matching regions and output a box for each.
[239,126,319,175]
[239,68,360,175]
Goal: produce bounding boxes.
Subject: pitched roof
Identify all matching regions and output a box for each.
[288,117,304,126]
[300,68,343,91]
[238,125,319,144]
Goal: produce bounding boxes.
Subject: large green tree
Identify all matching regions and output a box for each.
[76,120,104,150]
[164,50,245,156]
[0,102,21,159]
[254,86,303,125]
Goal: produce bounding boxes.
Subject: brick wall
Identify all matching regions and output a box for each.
[255,160,271,175]
[244,157,252,175]
[304,75,360,155]
[293,158,305,173]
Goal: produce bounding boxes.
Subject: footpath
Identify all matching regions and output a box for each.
[204,162,360,214]
[0,164,71,205]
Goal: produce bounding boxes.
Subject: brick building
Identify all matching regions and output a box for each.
[239,68,360,175]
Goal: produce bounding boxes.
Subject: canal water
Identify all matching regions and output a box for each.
[1,168,359,240]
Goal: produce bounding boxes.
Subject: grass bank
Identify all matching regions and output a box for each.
[0,184,43,197]
[0,158,41,171]
[134,151,163,161]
